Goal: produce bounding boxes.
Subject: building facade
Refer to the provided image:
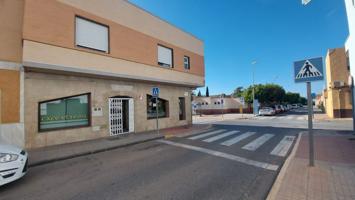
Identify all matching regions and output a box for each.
[323,48,352,118]
[344,0,355,119]
[0,0,205,149]
[192,96,248,115]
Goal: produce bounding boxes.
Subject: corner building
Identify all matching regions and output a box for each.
[0,0,205,149]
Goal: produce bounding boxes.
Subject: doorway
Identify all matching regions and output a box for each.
[109,97,134,136]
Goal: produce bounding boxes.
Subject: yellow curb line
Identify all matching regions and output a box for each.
[266,131,304,200]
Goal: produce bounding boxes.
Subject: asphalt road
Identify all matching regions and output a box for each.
[0,124,301,200]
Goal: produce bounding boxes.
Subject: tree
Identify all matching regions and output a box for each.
[206,87,210,97]
[197,90,202,97]
[299,97,307,105]
[284,92,301,104]
[232,87,244,97]
[242,84,286,105]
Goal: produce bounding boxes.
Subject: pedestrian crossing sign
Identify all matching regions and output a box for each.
[294,57,324,83]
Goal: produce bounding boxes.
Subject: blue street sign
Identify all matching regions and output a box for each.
[152,87,160,97]
[294,57,324,83]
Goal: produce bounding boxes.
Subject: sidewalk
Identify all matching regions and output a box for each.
[28,124,210,167]
[268,132,355,200]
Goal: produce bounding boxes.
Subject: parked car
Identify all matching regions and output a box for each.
[280,105,286,112]
[273,105,282,113]
[0,144,28,186]
[291,104,298,109]
[259,107,276,116]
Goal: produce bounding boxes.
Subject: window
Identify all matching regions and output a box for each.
[184,56,190,70]
[179,97,186,120]
[158,45,173,67]
[75,16,109,53]
[147,95,169,119]
[39,93,91,132]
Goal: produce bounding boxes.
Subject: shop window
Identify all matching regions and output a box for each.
[147,95,169,119]
[158,45,173,67]
[39,93,91,132]
[184,56,190,70]
[179,97,186,120]
[75,16,109,53]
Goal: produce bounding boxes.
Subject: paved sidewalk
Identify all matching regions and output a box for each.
[268,132,355,200]
[28,125,210,167]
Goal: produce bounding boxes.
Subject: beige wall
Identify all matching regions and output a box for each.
[23,0,204,78]
[325,48,352,118]
[0,69,20,123]
[23,40,204,87]
[24,71,192,149]
[0,0,24,63]
[58,0,204,56]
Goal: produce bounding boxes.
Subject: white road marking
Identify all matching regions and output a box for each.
[188,129,225,140]
[270,136,296,157]
[242,134,274,151]
[297,116,305,120]
[157,139,279,171]
[203,131,240,143]
[220,132,256,146]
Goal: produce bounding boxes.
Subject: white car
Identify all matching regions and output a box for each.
[0,144,28,186]
[258,107,276,116]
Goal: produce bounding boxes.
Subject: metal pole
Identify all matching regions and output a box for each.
[307,82,314,167]
[156,97,159,134]
[351,77,355,134]
[252,65,255,115]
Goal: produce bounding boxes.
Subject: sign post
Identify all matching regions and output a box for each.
[294,57,324,167]
[152,87,160,134]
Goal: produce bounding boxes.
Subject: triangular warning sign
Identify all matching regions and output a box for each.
[295,60,323,79]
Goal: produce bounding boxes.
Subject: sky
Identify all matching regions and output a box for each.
[129,0,349,97]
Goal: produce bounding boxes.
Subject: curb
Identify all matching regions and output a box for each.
[172,124,213,138]
[28,135,164,168]
[266,131,304,200]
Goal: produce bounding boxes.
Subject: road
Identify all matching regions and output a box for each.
[0,109,350,200]
[194,108,353,131]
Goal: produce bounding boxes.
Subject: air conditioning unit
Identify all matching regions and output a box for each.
[333,81,345,88]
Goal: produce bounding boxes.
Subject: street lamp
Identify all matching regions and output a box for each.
[252,60,257,115]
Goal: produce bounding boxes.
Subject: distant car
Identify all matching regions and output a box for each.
[0,144,28,186]
[291,104,298,109]
[259,107,276,116]
[273,105,282,113]
[280,105,286,112]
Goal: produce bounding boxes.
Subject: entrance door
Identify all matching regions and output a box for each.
[109,98,134,136]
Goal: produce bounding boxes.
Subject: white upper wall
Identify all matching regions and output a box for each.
[345,0,355,77]
[58,0,204,56]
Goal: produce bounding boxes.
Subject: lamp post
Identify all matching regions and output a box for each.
[252,61,257,115]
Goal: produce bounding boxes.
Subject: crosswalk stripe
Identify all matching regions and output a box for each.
[297,116,304,120]
[157,139,279,171]
[220,132,256,146]
[203,131,240,143]
[188,129,225,140]
[270,136,296,157]
[242,134,274,151]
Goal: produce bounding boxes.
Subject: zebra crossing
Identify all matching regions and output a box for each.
[255,115,306,121]
[187,129,296,157]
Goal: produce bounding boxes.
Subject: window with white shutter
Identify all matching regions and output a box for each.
[158,45,173,67]
[75,16,109,53]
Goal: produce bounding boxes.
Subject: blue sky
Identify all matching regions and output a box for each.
[130,0,349,97]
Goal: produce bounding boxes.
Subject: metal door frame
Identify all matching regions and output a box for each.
[109,98,134,136]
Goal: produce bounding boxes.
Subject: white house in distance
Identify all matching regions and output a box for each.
[344,0,355,117]
[192,96,250,115]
